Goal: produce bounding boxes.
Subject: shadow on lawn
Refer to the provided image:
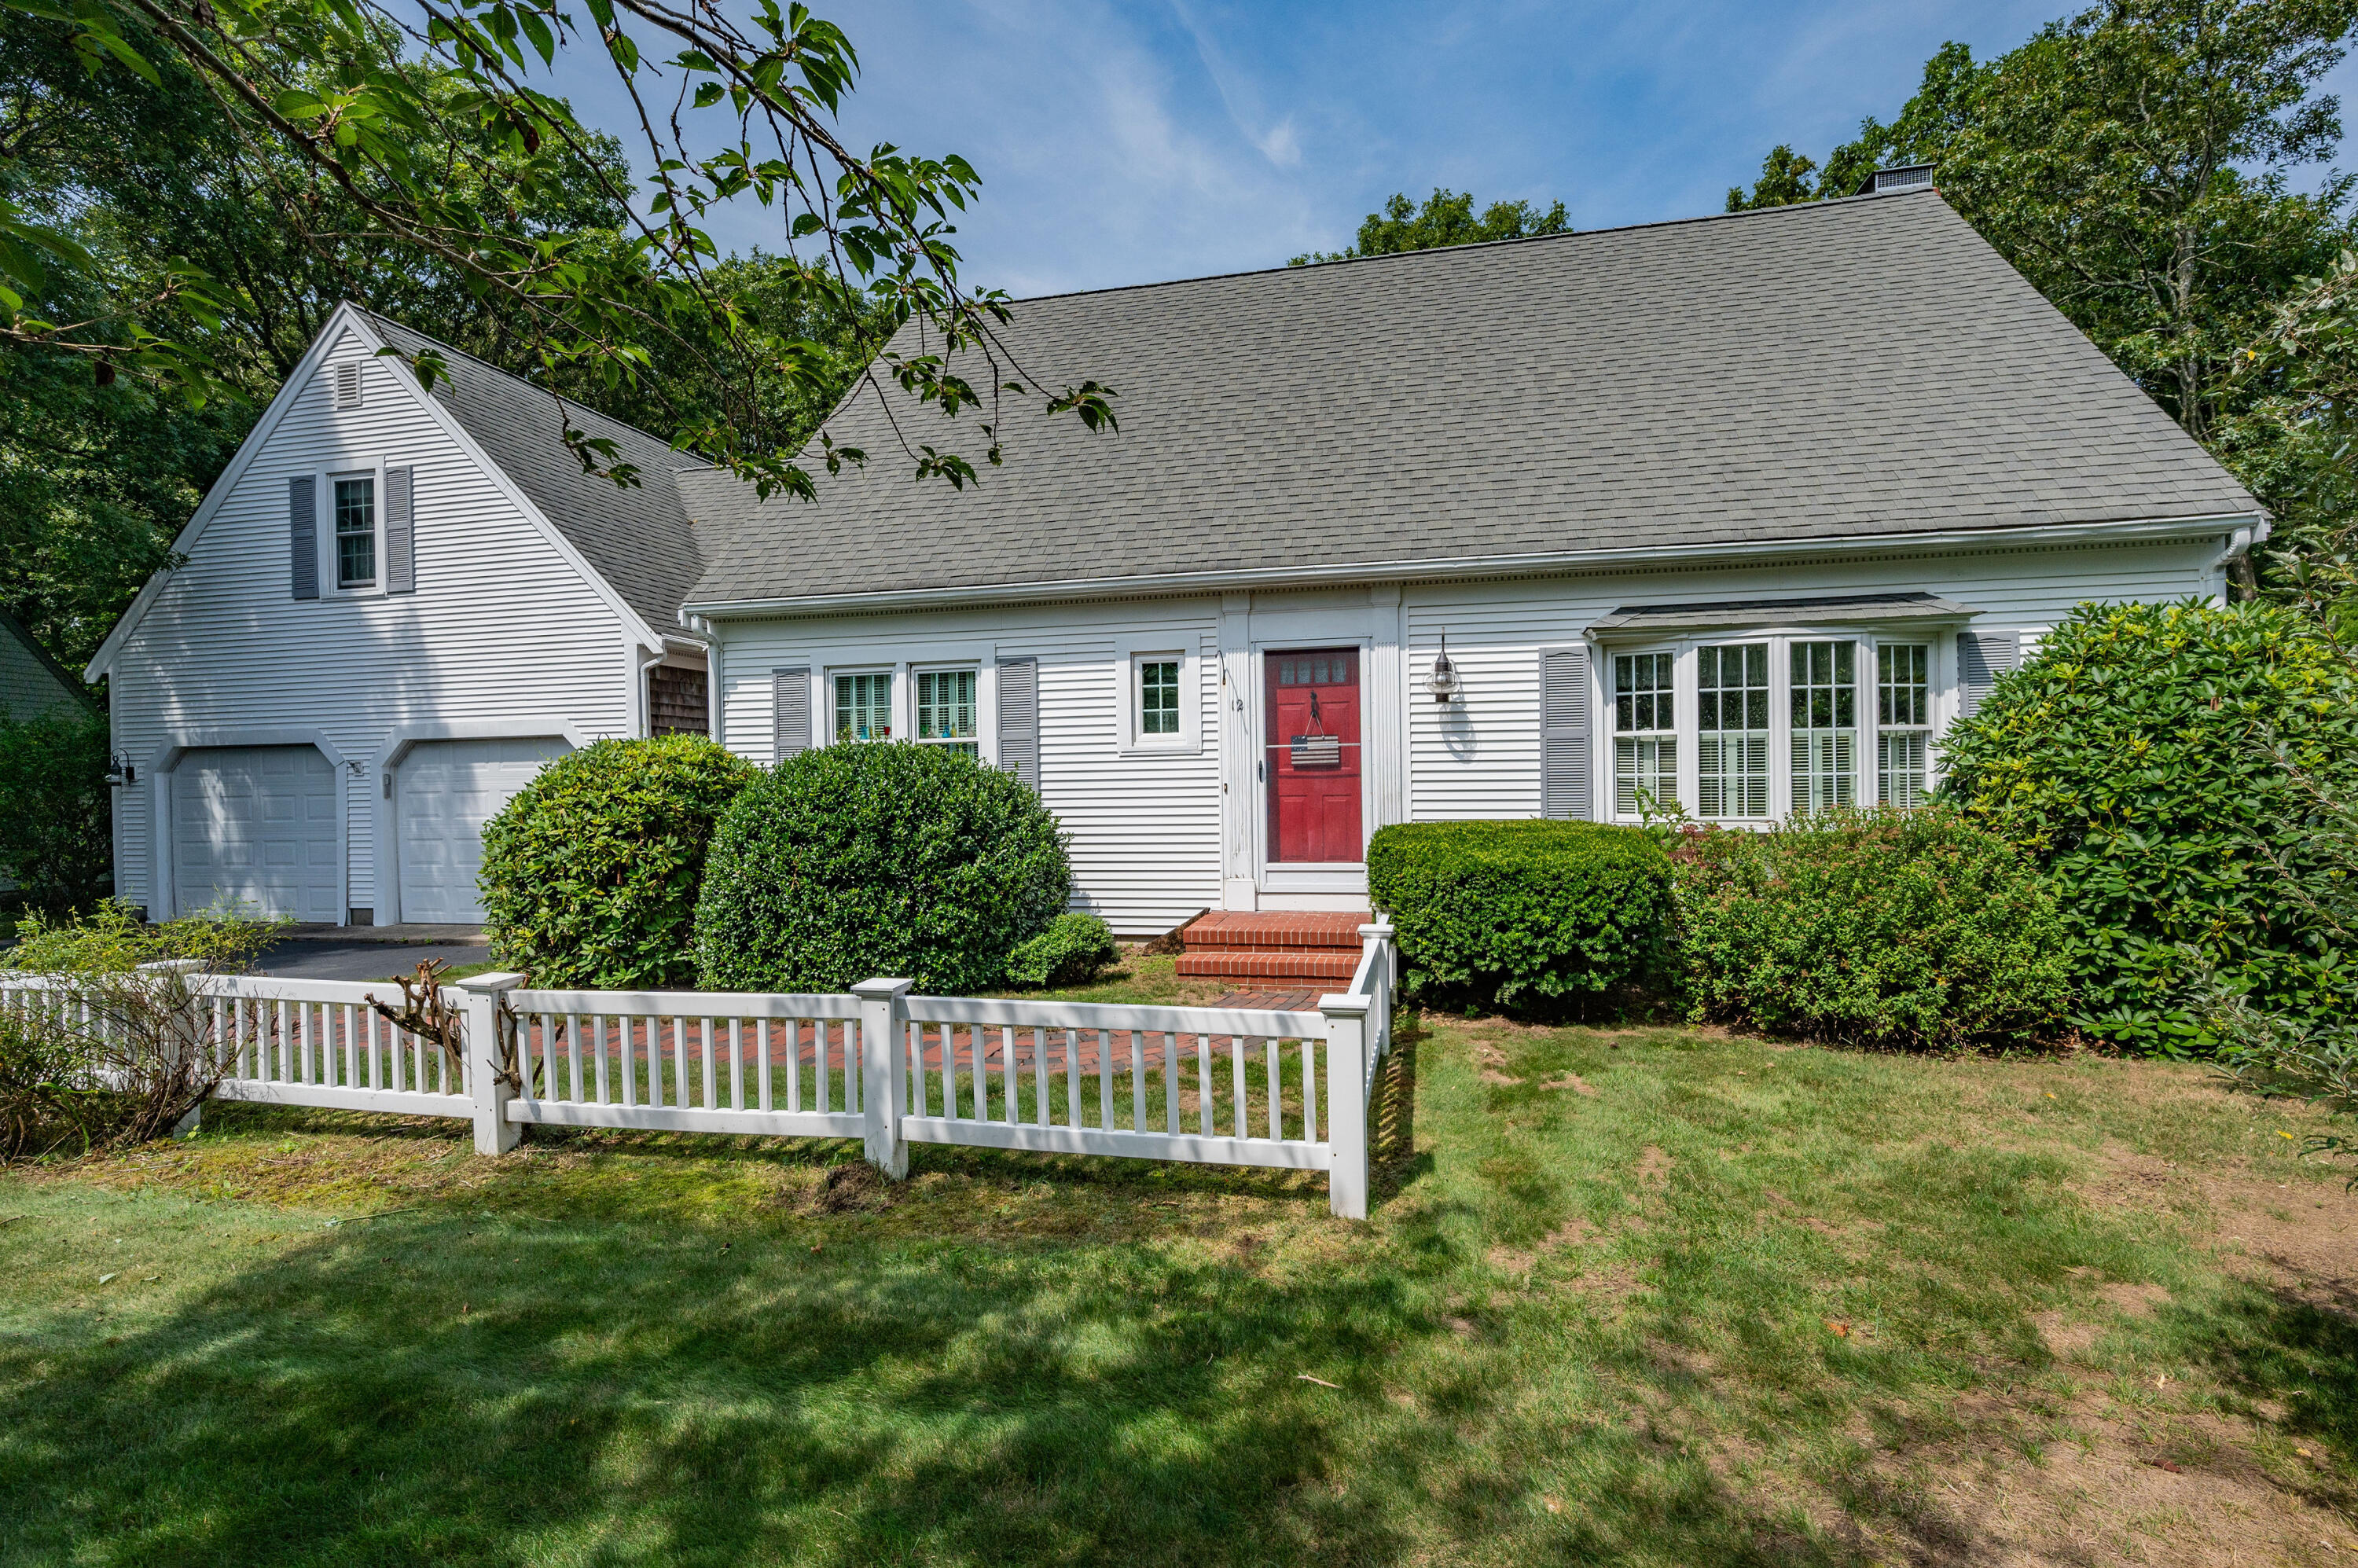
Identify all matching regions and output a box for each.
[2,1199,1876,1566]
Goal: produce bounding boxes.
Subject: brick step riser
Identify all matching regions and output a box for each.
[1179,938,1367,954]
[1174,953,1362,982]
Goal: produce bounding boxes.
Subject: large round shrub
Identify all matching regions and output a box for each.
[693,742,1070,994]
[1366,819,1673,1012]
[1941,599,2358,1052]
[479,736,755,988]
[1674,805,2071,1049]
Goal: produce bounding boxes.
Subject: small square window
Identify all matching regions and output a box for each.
[334,476,376,589]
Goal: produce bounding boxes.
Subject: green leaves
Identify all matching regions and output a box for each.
[1367,821,1674,1013]
[692,743,1071,996]
[2,0,1113,494]
[1673,805,2073,1050]
[1941,597,2358,1050]
[478,736,756,990]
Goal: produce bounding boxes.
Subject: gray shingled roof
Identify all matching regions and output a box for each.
[368,315,707,633]
[682,189,2259,608]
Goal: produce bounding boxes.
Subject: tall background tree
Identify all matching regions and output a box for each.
[1728,0,2358,595]
[1291,187,1571,266]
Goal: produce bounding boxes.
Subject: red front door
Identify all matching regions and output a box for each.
[1265,648,1363,864]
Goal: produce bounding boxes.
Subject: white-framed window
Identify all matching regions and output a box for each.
[913,666,979,757]
[332,472,377,590]
[1697,641,1770,819]
[1788,639,1857,814]
[1877,642,1933,806]
[1613,650,1677,814]
[833,670,893,742]
[1111,634,1201,754]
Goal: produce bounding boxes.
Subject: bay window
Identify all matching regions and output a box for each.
[1598,617,1963,824]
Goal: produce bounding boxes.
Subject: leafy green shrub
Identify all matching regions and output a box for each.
[1005,912,1118,988]
[3,901,282,1159]
[0,707,110,913]
[1673,806,2071,1049]
[479,736,755,989]
[1940,600,2358,1052]
[1365,819,1673,1012]
[694,742,1071,994]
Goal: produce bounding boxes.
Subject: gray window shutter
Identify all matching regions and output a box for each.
[288,476,318,600]
[1541,647,1593,820]
[771,667,810,762]
[997,655,1039,789]
[384,465,415,593]
[1956,630,2017,719]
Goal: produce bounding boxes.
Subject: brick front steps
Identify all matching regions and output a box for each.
[1173,910,1372,984]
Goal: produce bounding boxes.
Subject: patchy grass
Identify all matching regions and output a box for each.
[2,956,2354,1565]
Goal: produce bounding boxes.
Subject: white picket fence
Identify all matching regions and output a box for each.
[2,923,1398,1217]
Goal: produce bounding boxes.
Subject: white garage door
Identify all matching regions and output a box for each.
[172,745,340,922]
[396,736,569,924]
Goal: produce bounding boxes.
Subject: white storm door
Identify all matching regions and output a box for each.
[172,745,339,922]
[395,736,569,924]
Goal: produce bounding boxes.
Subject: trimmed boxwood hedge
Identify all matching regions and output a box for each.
[693,742,1071,994]
[479,736,755,989]
[1366,819,1673,1012]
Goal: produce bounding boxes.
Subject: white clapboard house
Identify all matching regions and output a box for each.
[90,180,2264,931]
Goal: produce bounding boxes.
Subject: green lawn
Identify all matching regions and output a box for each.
[2,957,2352,1565]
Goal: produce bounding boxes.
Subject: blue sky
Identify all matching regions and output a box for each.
[540,1,2358,297]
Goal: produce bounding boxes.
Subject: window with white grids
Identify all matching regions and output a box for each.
[1613,651,1677,815]
[1138,659,1181,736]
[915,667,978,757]
[1697,642,1771,818]
[1789,640,1857,814]
[333,475,376,589]
[1877,643,1934,806]
[834,671,892,743]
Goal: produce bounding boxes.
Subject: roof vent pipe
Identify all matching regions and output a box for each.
[1857,163,1936,196]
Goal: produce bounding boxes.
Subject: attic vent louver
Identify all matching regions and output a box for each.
[1858,163,1935,196]
[331,361,362,409]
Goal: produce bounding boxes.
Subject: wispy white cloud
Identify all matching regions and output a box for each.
[529,0,2358,299]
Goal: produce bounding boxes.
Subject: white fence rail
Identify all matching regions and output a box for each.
[1,922,1398,1217]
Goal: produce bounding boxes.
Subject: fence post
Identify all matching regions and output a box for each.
[853,978,913,1180]
[454,972,526,1155]
[1320,992,1372,1220]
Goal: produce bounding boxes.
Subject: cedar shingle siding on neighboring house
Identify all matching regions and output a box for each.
[89,185,2266,931]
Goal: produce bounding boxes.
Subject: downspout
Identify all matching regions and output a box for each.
[634,643,667,738]
[2213,520,2265,601]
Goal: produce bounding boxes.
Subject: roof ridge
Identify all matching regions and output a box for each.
[1001,187,1945,307]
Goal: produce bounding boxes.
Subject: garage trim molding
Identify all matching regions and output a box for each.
[149,728,351,927]
[372,718,588,923]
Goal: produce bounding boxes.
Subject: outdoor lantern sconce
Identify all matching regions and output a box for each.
[1427,633,1462,704]
[104,752,136,788]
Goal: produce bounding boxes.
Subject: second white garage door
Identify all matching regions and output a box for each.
[395,736,570,924]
